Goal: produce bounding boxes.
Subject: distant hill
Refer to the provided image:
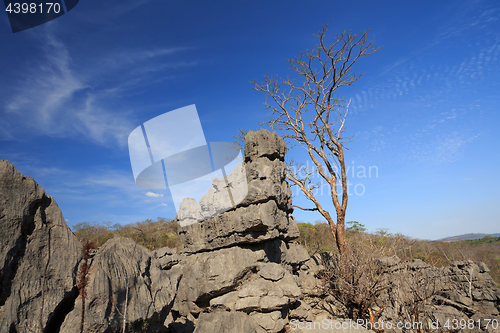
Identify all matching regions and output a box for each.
[437,233,500,242]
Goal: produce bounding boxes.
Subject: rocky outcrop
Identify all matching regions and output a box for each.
[178,129,298,254]
[0,160,81,332]
[60,236,182,332]
[374,257,500,332]
[167,238,312,332]
[2,129,500,333]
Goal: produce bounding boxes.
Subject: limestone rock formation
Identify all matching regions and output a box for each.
[60,236,182,332]
[2,129,500,333]
[0,160,81,332]
[373,257,500,331]
[178,129,298,254]
[177,163,248,227]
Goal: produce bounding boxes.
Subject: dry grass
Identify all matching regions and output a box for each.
[298,221,500,286]
[71,217,182,251]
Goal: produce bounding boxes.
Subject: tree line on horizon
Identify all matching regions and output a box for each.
[71,218,500,288]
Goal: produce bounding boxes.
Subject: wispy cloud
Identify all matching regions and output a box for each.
[21,163,173,211]
[350,5,500,117]
[406,132,480,165]
[146,191,164,198]
[0,32,194,147]
[2,34,134,146]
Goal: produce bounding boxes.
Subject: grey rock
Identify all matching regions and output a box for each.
[209,291,240,311]
[193,311,267,333]
[179,199,299,254]
[440,290,473,307]
[178,129,299,254]
[282,241,311,267]
[296,252,331,296]
[408,258,429,269]
[251,311,285,333]
[244,129,287,162]
[0,160,81,333]
[476,301,499,315]
[173,245,263,316]
[476,261,490,273]
[259,295,289,311]
[239,157,292,212]
[376,255,401,268]
[259,262,285,281]
[277,270,302,298]
[178,163,248,227]
[154,246,185,270]
[60,236,181,333]
[177,198,204,227]
[238,279,273,298]
[235,296,262,312]
[290,300,312,320]
[427,305,468,326]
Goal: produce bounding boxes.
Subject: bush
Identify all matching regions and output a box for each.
[296,221,500,286]
[72,218,182,251]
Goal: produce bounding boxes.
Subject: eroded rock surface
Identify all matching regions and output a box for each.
[60,236,182,332]
[0,160,81,332]
[178,129,298,254]
[2,129,500,333]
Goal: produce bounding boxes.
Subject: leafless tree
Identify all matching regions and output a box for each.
[251,25,381,254]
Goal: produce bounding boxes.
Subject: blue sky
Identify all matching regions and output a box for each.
[0,0,499,240]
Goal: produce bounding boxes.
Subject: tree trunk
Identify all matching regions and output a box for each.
[336,213,347,254]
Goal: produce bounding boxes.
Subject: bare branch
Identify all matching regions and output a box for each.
[252,26,381,254]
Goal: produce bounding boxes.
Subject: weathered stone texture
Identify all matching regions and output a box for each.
[2,128,500,333]
[0,160,81,332]
[178,129,297,254]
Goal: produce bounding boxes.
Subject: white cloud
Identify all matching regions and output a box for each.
[145,192,164,198]
[1,34,134,147]
[0,33,194,148]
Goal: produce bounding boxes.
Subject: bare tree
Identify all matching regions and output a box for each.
[251,25,381,254]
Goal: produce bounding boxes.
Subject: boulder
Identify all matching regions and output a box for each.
[193,311,266,333]
[0,160,81,332]
[173,245,266,316]
[244,129,287,162]
[177,163,249,227]
[60,236,182,332]
[154,246,185,270]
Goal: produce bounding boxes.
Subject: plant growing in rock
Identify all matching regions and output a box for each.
[77,240,96,333]
[252,25,381,254]
[320,244,388,331]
